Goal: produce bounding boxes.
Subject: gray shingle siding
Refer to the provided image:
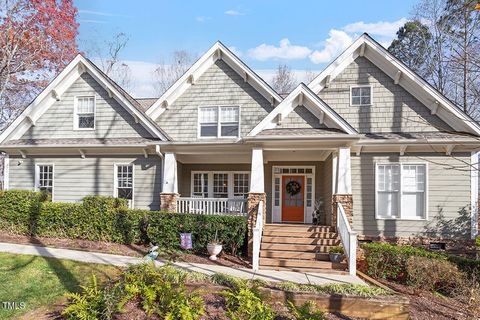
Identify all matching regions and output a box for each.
[8,155,162,210]
[278,106,328,129]
[317,57,452,133]
[21,73,154,140]
[351,153,471,239]
[156,60,274,141]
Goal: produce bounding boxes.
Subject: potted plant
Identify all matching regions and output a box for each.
[328,246,344,263]
[207,230,223,261]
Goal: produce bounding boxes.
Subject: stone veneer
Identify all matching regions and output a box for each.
[332,194,353,227]
[160,192,179,212]
[247,192,267,258]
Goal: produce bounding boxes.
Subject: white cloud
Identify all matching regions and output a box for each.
[78,19,108,24]
[343,18,407,39]
[78,9,130,18]
[195,16,211,23]
[247,38,312,61]
[309,29,353,64]
[228,46,242,57]
[225,9,244,16]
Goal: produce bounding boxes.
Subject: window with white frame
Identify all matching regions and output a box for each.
[75,96,95,129]
[35,164,53,196]
[115,165,133,206]
[350,85,372,106]
[199,106,239,138]
[191,172,249,198]
[376,163,426,219]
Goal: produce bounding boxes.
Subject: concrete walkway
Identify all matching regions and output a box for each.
[0,242,365,285]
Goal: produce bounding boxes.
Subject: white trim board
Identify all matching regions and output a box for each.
[0,54,169,144]
[308,33,480,136]
[146,41,283,120]
[471,151,479,239]
[249,83,358,136]
[3,154,9,190]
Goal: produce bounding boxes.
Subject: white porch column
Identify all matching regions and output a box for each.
[160,152,178,212]
[250,148,264,193]
[336,147,352,194]
[3,154,9,190]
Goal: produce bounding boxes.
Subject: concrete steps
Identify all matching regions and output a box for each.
[259,223,347,273]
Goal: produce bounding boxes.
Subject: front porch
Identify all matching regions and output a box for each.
[159,141,357,274]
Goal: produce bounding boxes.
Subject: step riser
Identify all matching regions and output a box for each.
[262,237,340,245]
[261,243,340,252]
[260,251,330,261]
[264,226,335,233]
[260,266,348,275]
[262,231,338,238]
[259,258,346,270]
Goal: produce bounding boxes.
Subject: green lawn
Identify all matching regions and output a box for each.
[0,252,122,319]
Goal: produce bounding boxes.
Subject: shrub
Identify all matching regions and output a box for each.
[328,246,344,254]
[275,282,389,297]
[222,285,275,320]
[405,256,465,294]
[146,212,247,255]
[287,300,325,320]
[0,191,247,256]
[476,236,480,248]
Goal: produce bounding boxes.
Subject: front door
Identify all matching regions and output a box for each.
[281,175,304,222]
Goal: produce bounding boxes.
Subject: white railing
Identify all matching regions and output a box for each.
[176,197,247,216]
[337,202,358,275]
[252,200,264,271]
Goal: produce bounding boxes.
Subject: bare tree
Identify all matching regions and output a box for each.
[84,32,132,91]
[152,50,196,95]
[272,64,296,94]
[303,69,317,84]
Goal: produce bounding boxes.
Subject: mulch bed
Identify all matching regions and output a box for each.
[378,279,478,320]
[0,233,250,268]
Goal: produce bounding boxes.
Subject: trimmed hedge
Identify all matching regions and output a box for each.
[362,242,480,283]
[0,190,247,255]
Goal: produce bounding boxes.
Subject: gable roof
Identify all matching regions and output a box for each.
[146,41,283,120]
[0,54,171,144]
[308,33,480,136]
[248,83,358,136]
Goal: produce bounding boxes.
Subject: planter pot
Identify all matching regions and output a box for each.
[329,253,343,263]
[207,243,223,261]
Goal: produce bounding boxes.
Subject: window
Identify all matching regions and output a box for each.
[213,173,229,198]
[233,173,249,198]
[115,165,133,207]
[191,172,249,198]
[193,173,209,197]
[35,165,53,197]
[350,85,372,106]
[199,106,239,138]
[75,96,95,129]
[376,163,427,219]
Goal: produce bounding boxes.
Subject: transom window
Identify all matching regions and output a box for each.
[115,165,133,207]
[191,172,249,198]
[35,164,53,197]
[75,96,95,129]
[198,106,239,138]
[350,85,372,106]
[376,163,427,220]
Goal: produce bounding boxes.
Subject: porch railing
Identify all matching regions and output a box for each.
[176,197,248,216]
[337,202,358,276]
[252,200,264,271]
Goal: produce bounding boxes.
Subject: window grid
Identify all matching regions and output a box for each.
[376,163,426,220]
[37,165,53,194]
[193,173,209,197]
[351,86,371,106]
[274,177,280,206]
[199,106,239,138]
[76,96,95,129]
[233,173,249,198]
[306,177,313,207]
[116,165,133,201]
[213,173,229,198]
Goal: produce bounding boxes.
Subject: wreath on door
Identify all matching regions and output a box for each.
[286,180,302,196]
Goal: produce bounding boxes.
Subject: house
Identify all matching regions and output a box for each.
[1,34,479,274]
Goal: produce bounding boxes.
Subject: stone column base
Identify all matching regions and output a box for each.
[247,192,267,258]
[160,192,179,213]
[332,194,353,227]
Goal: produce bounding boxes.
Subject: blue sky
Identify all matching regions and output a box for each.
[75,0,417,97]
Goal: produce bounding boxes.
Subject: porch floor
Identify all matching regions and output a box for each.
[0,242,365,285]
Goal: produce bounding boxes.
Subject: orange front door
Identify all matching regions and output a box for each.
[281,175,305,222]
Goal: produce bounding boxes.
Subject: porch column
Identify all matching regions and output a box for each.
[160,152,179,212]
[332,147,353,226]
[247,147,266,258]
